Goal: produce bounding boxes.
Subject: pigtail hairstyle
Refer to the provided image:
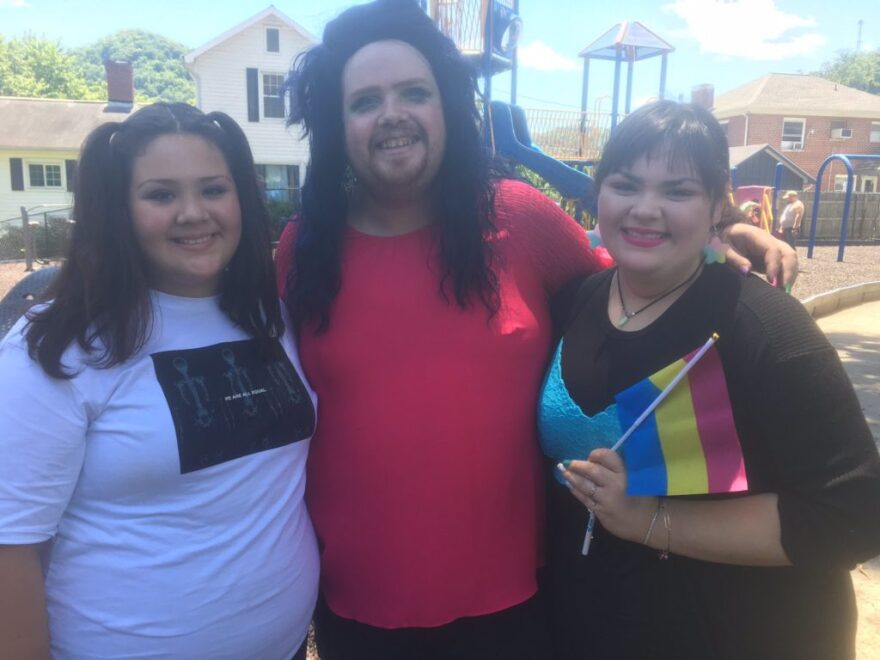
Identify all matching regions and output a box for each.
[25,103,284,378]
[285,0,499,331]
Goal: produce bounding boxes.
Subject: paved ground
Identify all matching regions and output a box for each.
[817,302,880,660]
[818,301,880,449]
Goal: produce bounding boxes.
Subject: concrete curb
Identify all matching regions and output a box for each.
[800,281,880,319]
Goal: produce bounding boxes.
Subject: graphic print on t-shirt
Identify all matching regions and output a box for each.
[151,339,314,473]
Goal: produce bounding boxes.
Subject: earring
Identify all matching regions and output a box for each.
[342,164,358,195]
[702,225,727,265]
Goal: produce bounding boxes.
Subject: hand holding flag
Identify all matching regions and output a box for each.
[578,332,748,555]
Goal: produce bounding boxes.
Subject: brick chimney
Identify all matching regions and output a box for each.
[690,84,715,110]
[104,61,134,113]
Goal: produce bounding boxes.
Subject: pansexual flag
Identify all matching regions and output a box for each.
[614,345,748,496]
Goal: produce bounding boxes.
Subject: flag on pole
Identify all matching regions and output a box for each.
[614,345,748,496]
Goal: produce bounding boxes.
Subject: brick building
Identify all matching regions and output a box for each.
[711,74,880,192]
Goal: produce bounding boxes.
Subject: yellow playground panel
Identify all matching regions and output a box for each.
[430,0,516,56]
[734,186,775,234]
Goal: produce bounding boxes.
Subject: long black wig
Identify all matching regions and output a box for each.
[285,0,499,331]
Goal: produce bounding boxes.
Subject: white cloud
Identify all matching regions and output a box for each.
[0,0,29,7]
[663,0,826,61]
[517,40,580,72]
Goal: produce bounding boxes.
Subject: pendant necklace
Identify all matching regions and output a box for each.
[615,262,703,328]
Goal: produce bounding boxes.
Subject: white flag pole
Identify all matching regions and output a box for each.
[580,333,720,555]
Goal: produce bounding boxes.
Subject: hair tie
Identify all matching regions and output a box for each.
[107,123,123,147]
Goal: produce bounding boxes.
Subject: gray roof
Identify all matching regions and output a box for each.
[714,74,880,119]
[728,143,767,165]
[728,142,814,183]
[0,97,138,151]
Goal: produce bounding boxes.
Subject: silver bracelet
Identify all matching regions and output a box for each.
[659,498,671,560]
[643,498,662,546]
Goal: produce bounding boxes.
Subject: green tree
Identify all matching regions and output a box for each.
[73,30,195,103]
[0,34,101,99]
[814,49,880,95]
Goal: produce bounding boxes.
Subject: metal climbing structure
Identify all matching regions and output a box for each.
[426,3,674,211]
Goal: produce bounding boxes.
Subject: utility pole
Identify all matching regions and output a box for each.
[856,19,863,52]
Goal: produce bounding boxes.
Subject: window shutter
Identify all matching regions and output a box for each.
[10,158,24,191]
[65,159,77,192]
[247,68,259,122]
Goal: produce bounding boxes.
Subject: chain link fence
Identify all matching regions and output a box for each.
[0,207,74,264]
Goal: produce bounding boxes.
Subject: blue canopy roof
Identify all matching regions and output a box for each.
[579,21,673,61]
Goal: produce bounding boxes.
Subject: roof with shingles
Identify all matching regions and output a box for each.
[714,73,880,120]
[728,143,814,183]
[0,97,137,151]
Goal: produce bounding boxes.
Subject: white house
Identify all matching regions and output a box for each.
[184,5,317,204]
[0,62,137,226]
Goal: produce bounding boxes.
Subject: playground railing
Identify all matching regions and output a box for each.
[521,108,612,163]
[433,0,489,55]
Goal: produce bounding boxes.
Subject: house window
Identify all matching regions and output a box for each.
[781,118,805,151]
[871,121,880,143]
[833,175,851,192]
[257,164,300,202]
[263,73,285,118]
[860,176,877,193]
[27,163,63,188]
[830,119,853,139]
[266,28,280,53]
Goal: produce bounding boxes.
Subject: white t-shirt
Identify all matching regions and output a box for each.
[0,292,319,659]
[779,200,803,229]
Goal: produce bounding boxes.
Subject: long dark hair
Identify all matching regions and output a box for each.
[26,102,283,378]
[286,0,498,331]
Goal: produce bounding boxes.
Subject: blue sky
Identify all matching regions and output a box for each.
[2,0,878,112]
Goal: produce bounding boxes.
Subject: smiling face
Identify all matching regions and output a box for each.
[129,133,242,297]
[598,150,720,290]
[341,39,446,199]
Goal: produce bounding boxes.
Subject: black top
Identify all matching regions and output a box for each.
[545,264,880,660]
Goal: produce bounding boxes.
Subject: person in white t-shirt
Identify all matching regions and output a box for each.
[0,103,319,659]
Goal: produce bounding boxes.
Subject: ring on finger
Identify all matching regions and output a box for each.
[589,483,598,499]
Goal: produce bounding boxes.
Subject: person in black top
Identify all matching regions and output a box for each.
[543,101,880,660]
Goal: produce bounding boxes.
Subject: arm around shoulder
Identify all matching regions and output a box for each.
[494,179,607,293]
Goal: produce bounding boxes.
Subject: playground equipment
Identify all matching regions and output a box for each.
[489,101,595,204]
[428,4,671,211]
[807,154,880,262]
[429,0,522,123]
[579,22,673,130]
[733,186,775,234]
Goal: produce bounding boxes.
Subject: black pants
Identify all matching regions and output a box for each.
[313,587,549,660]
[782,227,797,249]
